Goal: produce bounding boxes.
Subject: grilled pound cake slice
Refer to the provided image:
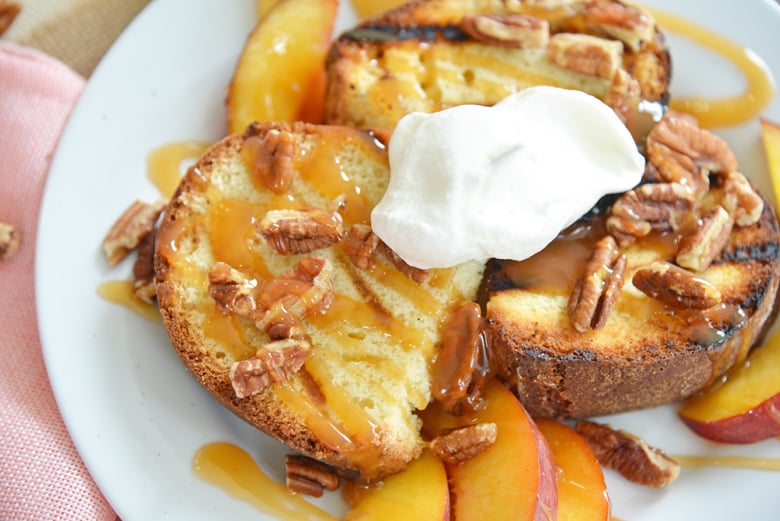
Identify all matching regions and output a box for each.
[325,0,669,134]
[154,122,485,479]
[485,113,780,419]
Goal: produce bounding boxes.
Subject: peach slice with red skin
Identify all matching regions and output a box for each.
[535,418,610,521]
[679,328,780,443]
[227,0,338,134]
[421,380,558,521]
[342,450,450,521]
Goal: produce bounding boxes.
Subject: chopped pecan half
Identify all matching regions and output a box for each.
[432,302,491,415]
[645,113,737,196]
[341,224,380,269]
[606,182,696,245]
[568,235,627,332]
[380,243,428,284]
[0,221,21,261]
[582,0,655,52]
[676,205,734,272]
[575,420,680,487]
[632,260,721,309]
[245,129,295,194]
[208,257,334,339]
[604,68,642,123]
[229,338,312,398]
[259,207,343,255]
[429,423,498,464]
[208,261,260,317]
[461,13,549,49]
[503,0,579,11]
[285,454,340,497]
[0,1,20,36]
[102,200,166,266]
[719,171,764,226]
[260,258,333,338]
[548,33,623,79]
[132,230,157,303]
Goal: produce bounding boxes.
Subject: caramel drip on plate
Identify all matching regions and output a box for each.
[647,7,775,128]
[193,442,338,521]
[674,455,780,471]
[96,280,160,321]
[147,141,210,198]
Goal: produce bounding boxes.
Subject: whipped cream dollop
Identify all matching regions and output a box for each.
[371,86,645,269]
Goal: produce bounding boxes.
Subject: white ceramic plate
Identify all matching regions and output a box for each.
[37,1,780,519]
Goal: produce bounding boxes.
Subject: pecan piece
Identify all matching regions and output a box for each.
[341,224,380,269]
[381,243,428,284]
[567,235,627,332]
[575,420,680,487]
[132,229,157,303]
[102,200,166,266]
[259,207,343,255]
[208,257,334,339]
[432,302,491,415]
[582,0,655,51]
[244,129,295,194]
[606,182,696,245]
[285,454,340,497]
[0,1,20,36]
[229,338,312,398]
[646,114,737,196]
[461,13,549,49]
[719,171,764,226]
[429,423,497,464]
[632,260,721,309]
[208,261,260,317]
[0,221,21,261]
[548,33,623,79]
[676,205,734,272]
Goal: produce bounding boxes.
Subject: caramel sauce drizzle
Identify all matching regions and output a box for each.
[674,455,780,472]
[646,7,775,128]
[96,280,160,321]
[172,126,452,478]
[193,442,338,521]
[147,141,210,198]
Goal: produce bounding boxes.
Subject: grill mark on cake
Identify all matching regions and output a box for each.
[717,240,780,264]
[342,24,469,44]
[338,252,394,320]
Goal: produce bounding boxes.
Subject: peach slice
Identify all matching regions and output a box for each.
[351,0,407,19]
[256,0,280,19]
[679,328,780,443]
[535,418,610,521]
[422,381,558,521]
[760,118,780,207]
[342,450,450,521]
[226,0,338,134]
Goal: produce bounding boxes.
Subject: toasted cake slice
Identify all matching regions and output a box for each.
[325,0,670,134]
[485,113,780,419]
[154,122,485,479]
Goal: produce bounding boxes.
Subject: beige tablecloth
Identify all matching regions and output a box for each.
[4,0,150,77]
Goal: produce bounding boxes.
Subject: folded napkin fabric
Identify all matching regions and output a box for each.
[0,41,116,521]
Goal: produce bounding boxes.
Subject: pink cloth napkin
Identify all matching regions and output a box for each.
[0,41,116,521]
